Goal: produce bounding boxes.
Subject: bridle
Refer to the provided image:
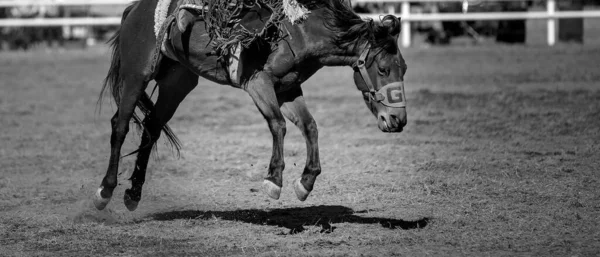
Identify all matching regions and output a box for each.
[352,43,406,108]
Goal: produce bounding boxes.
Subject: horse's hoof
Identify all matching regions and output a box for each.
[93,187,111,210]
[123,191,139,211]
[262,180,281,200]
[294,178,311,201]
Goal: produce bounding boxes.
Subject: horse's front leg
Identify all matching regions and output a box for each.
[278,87,320,201]
[245,72,286,200]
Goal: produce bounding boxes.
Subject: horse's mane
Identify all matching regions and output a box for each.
[299,0,400,54]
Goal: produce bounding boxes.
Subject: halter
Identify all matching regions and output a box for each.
[352,44,406,108]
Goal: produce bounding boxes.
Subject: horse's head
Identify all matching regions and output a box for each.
[352,15,407,133]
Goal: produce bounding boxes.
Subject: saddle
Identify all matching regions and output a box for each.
[163,0,276,84]
[154,0,307,84]
[177,0,274,35]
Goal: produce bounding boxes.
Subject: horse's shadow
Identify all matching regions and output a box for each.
[148,205,429,234]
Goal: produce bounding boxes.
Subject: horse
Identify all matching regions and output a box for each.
[94,0,408,211]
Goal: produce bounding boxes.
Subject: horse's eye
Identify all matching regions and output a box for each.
[377,66,388,76]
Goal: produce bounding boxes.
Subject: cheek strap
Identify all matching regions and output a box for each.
[354,47,375,93]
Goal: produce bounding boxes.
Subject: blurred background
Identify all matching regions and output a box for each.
[1,1,599,254]
[0,0,599,50]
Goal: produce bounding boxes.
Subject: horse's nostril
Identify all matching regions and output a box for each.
[378,115,389,131]
[379,115,391,125]
[389,115,399,127]
[390,114,405,127]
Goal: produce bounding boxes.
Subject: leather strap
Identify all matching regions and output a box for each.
[353,46,374,93]
[352,43,406,108]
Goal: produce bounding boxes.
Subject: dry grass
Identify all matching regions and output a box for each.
[1,42,599,256]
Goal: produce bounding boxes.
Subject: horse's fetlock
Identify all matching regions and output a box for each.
[102,177,118,189]
[125,188,142,199]
[305,165,321,176]
[270,160,285,171]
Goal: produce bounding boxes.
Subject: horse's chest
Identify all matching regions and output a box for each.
[271,63,321,92]
[273,70,314,93]
[276,72,302,88]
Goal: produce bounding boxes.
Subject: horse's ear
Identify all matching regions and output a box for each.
[176,9,196,33]
[381,15,401,36]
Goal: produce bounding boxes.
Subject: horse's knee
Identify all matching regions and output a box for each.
[305,119,318,135]
[269,119,286,134]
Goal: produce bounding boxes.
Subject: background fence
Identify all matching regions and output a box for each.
[0,0,599,46]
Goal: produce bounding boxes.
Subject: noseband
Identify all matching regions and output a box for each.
[352,44,406,108]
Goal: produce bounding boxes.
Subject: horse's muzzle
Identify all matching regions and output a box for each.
[378,111,405,133]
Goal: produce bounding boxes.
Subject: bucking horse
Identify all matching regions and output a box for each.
[95,0,408,211]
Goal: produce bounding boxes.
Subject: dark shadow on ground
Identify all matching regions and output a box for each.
[148,205,429,234]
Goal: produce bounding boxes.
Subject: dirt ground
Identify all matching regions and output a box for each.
[0,41,599,256]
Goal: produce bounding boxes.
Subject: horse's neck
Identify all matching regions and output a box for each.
[317,46,360,67]
[284,18,360,68]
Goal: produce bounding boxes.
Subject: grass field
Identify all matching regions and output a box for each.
[1,42,599,256]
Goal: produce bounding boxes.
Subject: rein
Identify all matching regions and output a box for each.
[352,44,406,108]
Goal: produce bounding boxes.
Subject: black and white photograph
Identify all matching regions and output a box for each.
[1,0,598,255]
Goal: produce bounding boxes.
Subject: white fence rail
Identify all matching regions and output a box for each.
[0,0,599,47]
[0,17,122,26]
[356,0,600,47]
[0,0,133,27]
[0,0,133,7]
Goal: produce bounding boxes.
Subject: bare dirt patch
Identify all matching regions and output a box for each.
[1,45,599,256]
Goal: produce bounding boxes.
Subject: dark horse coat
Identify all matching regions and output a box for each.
[95,0,408,211]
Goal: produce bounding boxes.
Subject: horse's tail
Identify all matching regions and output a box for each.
[98,1,182,157]
[136,91,182,156]
[98,2,133,107]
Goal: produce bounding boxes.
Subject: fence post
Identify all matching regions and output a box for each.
[401,1,410,47]
[62,6,71,39]
[547,0,556,46]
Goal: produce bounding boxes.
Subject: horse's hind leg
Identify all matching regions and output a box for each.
[123,63,198,211]
[278,87,321,201]
[94,0,164,210]
[95,76,148,210]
